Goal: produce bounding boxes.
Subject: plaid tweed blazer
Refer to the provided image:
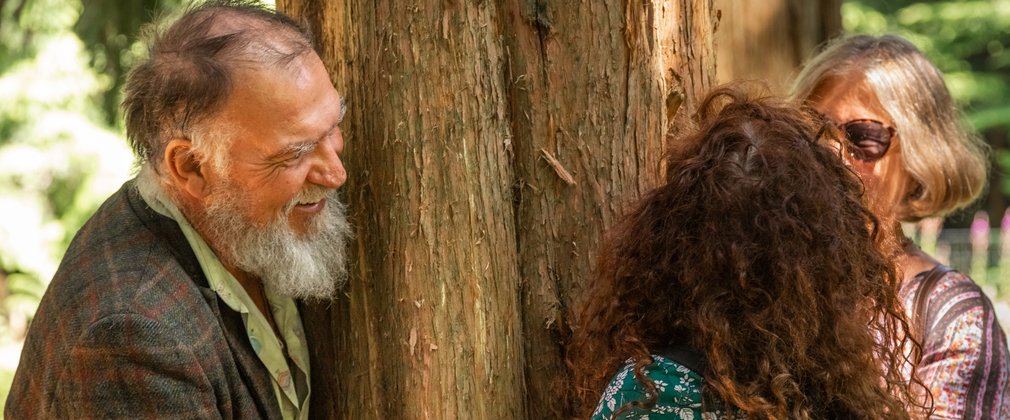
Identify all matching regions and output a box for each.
[6,180,282,419]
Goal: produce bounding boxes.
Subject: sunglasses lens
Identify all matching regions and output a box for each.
[842,120,893,162]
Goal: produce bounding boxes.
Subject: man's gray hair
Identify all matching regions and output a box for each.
[123,0,316,174]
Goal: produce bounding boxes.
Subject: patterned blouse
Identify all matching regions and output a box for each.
[591,356,742,420]
[900,268,1010,419]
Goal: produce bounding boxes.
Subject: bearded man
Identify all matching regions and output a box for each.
[5,1,350,418]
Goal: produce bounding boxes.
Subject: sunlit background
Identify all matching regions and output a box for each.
[0,0,1007,408]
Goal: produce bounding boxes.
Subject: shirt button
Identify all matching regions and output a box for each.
[278,370,291,389]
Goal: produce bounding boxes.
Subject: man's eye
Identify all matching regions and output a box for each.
[274,155,302,168]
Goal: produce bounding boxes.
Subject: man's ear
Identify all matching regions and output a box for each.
[164,138,210,199]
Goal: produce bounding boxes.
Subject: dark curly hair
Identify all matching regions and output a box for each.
[568,87,929,419]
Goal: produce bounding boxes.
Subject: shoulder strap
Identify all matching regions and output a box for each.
[653,344,707,375]
[912,264,953,340]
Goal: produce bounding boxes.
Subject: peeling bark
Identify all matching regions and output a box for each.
[279,1,719,418]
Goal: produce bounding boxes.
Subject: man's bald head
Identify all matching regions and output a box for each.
[123,0,318,173]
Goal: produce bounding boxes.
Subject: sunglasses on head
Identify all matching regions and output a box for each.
[838,119,896,162]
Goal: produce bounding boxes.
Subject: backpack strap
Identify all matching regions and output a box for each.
[911,264,953,340]
[653,344,707,375]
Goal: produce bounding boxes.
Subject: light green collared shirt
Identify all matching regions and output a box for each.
[139,187,311,420]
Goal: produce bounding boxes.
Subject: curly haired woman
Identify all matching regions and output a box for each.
[793,35,1009,419]
[568,88,929,419]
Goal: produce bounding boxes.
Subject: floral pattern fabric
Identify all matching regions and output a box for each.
[592,356,742,420]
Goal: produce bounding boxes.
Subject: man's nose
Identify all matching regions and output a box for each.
[307,132,346,189]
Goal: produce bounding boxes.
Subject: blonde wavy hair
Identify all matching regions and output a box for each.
[792,34,989,221]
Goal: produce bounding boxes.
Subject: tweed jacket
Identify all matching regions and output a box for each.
[6,180,282,419]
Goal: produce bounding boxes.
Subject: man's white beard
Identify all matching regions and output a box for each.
[203,183,351,301]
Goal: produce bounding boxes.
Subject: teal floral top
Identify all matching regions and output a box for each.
[591,355,741,420]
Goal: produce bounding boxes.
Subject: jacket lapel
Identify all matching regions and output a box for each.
[201,288,283,419]
[126,180,281,418]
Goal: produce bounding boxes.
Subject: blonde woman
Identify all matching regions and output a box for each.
[793,34,1009,419]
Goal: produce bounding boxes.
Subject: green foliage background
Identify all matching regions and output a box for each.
[0,0,1005,409]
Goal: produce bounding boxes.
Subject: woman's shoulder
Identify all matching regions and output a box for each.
[903,266,995,316]
[591,355,740,420]
[905,267,1010,417]
[916,268,996,318]
[906,265,1008,362]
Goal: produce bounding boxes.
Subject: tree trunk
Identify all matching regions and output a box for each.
[500,1,717,417]
[278,1,717,418]
[713,0,841,93]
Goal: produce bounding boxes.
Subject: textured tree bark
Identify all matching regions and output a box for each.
[713,0,841,93]
[499,1,717,417]
[278,1,718,418]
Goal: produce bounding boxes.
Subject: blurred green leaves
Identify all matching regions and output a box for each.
[0,0,136,347]
[74,0,187,124]
[846,0,1010,107]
